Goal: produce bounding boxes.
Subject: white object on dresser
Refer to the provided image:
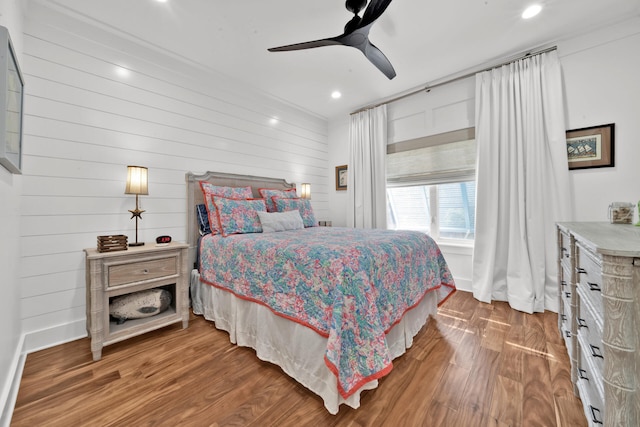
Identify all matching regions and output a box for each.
[84,242,190,361]
[556,222,639,426]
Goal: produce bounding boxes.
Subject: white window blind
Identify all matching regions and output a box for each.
[386,127,476,241]
[387,128,476,186]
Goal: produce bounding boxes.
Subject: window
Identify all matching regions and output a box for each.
[386,128,476,242]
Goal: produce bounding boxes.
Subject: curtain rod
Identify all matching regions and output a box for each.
[350,45,557,115]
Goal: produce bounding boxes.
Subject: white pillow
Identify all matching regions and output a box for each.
[257,210,304,233]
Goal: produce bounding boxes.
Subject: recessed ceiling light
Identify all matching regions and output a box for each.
[115,66,130,77]
[522,4,542,19]
[331,91,342,99]
[156,0,168,3]
[269,117,279,125]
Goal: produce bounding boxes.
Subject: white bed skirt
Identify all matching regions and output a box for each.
[190,270,438,414]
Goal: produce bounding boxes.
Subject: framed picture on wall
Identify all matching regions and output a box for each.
[566,123,614,170]
[335,165,347,191]
[0,26,24,174]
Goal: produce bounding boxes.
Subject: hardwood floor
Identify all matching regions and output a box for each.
[11,291,586,426]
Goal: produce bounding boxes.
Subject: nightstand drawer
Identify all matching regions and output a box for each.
[108,257,177,287]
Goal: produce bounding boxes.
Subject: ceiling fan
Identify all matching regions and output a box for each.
[268,0,396,80]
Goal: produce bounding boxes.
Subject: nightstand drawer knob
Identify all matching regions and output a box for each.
[143,269,149,274]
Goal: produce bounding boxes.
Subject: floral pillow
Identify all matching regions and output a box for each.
[211,196,267,237]
[258,188,298,212]
[199,182,254,234]
[274,197,317,228]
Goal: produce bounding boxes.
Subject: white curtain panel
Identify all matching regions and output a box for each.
[347,105,388,229]
[472,51,572,313]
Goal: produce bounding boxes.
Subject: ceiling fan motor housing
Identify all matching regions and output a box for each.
[346,0,368,15]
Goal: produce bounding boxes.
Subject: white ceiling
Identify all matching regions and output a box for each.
[38,0,640,120]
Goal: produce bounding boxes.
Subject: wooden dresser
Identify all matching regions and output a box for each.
[556,222,639,426]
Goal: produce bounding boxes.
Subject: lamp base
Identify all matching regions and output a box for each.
[129,242,145,247]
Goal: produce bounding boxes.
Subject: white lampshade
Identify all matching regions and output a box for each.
[300,183,311,199]
[125,166,148,195]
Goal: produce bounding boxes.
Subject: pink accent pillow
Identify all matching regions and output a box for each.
[199,182,253,234]
[211,196,267,237]
[274,197,317,228]
[258,188,298,212]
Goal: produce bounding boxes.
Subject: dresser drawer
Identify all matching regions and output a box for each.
[559,230,572,271]
[560,284,575,308]
[560,300,573,353]
[576,288,604,375]
[107,257,178,287]
[575,243,603,317]
[577,334,605,426]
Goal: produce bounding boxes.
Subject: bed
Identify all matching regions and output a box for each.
[185,171,456,414]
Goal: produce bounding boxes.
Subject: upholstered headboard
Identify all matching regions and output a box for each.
[185,171,296,269]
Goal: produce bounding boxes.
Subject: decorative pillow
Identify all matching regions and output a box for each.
[274,197,317,228]
[199,182,254,234]
[257,210,304,233]
[258,187,298,212]
[196,204,211,235]
[211,196,267,237]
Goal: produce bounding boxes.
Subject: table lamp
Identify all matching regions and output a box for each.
[125,166,148,246]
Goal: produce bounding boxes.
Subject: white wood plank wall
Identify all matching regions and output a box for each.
[20,4,329,352]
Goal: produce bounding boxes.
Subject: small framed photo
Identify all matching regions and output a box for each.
[335,165,348,191]
[566,123,614,170]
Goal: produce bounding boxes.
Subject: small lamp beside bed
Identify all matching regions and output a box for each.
[125,165,148,246]
[299,183,311,199]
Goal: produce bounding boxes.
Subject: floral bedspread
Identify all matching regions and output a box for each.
[199,227,455,398]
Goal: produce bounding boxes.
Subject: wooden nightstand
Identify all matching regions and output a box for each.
[84,242,190,361]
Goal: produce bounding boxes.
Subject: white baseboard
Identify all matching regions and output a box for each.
[453,277,472,292]
[23,319,87,354]
[0,334,25,427]
[1,319,87,426]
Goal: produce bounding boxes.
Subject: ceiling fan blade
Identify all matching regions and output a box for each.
[360,0,393,28]
[362,40,396,79]
[268,38,341,52]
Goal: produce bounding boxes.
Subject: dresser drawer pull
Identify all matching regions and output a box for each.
[578,369,589,381]
[576,267,587,275]
[564,330,571,338]
[587,282,601,292]
[143,269,149,274]
[577,318,588,329]
[564,291,571,299]
[589,344,604,359]
[589,405,603,425]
